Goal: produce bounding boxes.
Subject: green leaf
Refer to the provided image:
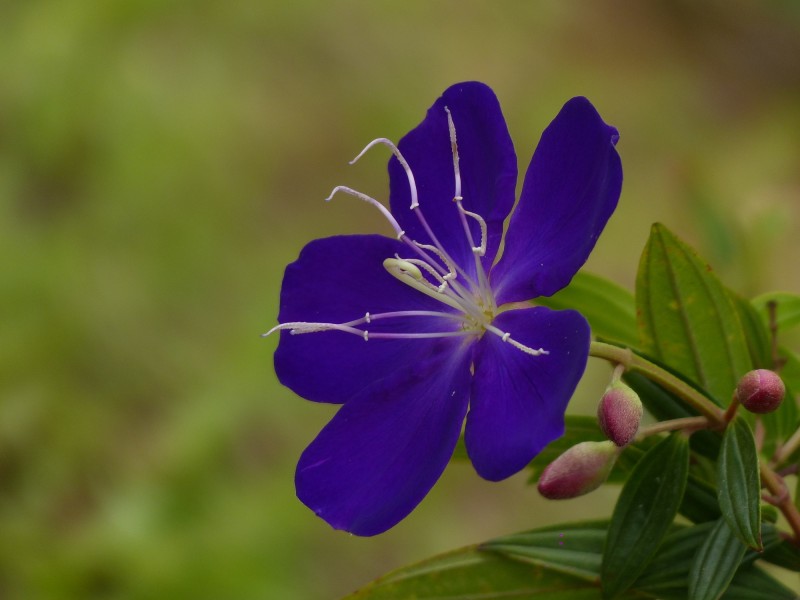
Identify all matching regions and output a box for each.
[483,520,607,581]
[723,567,799,599]
[717,417,762,550]
[633,522,714,597]
[761,369,799,456]
[635,223,752,404]
[537,271,639,348]
[688,518,747,600]
[601,433,690,599]
[680,474,721,524]
[632,522,794,600]
[730,290,772,369]
[343,542,640,600]
[752,291,800,332]
[761,529,800,572]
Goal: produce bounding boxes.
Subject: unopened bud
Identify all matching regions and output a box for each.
[537,441,619,500]
[736,369,785,414]
[597,382,643,447]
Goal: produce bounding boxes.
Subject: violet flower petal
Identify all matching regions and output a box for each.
[275,234,459,404]
[295,341,472,536]
[465,306,591,481]
[491,97,622,304]
[389,81,517,277]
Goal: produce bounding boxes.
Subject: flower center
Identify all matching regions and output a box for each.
[264,106,549,358]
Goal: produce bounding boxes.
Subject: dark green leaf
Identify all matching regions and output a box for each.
[537,271,639,348]
[752,292,800,332]
[601,433,690,599]
[717,417,762,550]
[634,522,714,597]
[343,542,642,600]
[761,535,800,572]
[635,223,752,404]
[688,518,747,600]
[632,522,794,600]
[680,474,721,523]
[723,566,799,599]
[483,520,607,581]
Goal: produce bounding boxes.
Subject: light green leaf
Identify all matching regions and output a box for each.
[636,223,752,404]
[730,290,772,369]
[688,518,747,600]
[483,520,607,581]
[343,542,642,600]
[537,271,639,347]
[752,292,800,332]
[717,417,762,550]
[601,433,689,599]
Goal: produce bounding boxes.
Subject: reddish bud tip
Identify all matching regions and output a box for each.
[537,441,619,500]
[597,382,643,447]
[736,369,786,414]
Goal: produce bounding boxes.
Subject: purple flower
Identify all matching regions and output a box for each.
[267,82,622,536]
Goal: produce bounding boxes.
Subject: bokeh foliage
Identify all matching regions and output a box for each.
[1,1,799,597]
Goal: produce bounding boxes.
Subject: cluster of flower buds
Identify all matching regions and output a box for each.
[735,369,786,414]
[538,373,643,500]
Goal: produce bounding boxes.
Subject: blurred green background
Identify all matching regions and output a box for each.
[2,1,799,598]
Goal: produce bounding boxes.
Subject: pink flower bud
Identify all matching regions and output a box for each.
[736,369,786,414]
[597,382,643,447]
[537,441,619,500]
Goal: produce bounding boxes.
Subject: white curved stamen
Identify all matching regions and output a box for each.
[444,107,462,200]
[414,242,457,281]
[263,310,466,338]
[384,258,465,311]
[325,186,404,238]
[346,136,478,290]
[445,107,494,309]
[350,138,419,210]
[461,209,488,256]
[399,257,451,292]
[486,324,549,356]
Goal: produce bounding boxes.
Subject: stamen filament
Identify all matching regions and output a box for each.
[461,209,488,256]
[445,107,495,311]
[384,258,466,312]
[485,324,549,357]
[325,186,404,238]
[350,138,419,210]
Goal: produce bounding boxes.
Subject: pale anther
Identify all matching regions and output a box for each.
[502,332,510,342]
[325,186,404,238]
[462,209,488,256]
[365,312,371,323]
[363,331,369,341]
[350,137,419,210]
[444,107,462,200]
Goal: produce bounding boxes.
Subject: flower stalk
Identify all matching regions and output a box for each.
[589,342,725,424]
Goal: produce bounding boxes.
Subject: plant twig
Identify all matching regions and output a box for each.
[761,460,800,542]
[589,342,725,424]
